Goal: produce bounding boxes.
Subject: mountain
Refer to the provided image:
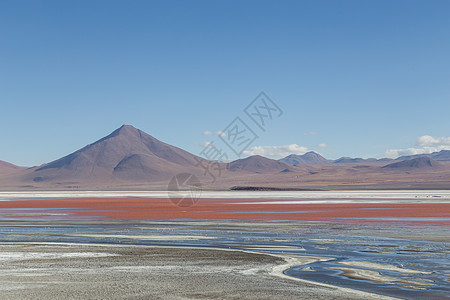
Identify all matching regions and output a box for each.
[382,157,442,169]
[0,160,24,174]
[279,152,328,165]
[228,155,290,173]
[21,125,211,184]
[433,150,450,161]
[396,150,450,162]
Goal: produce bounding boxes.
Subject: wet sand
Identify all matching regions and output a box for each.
[0,243,394,300]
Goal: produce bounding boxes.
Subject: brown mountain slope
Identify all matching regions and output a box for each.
[279,152,328,165]
[0,160,24,174]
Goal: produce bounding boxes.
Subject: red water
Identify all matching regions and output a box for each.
[1,198,449,224]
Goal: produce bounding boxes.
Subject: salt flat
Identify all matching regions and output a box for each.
[1,190,450,200]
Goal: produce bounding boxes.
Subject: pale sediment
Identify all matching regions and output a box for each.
[0,243,396,300]
[337,261,432,274]
[329,267,435,288]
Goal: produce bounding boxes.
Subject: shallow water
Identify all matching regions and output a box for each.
[0,191,449,298]
[0,220,448,299]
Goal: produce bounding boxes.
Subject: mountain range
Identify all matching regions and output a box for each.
[1,125,449,190]
[396,150,450,162]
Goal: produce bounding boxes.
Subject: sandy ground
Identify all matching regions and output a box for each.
[0,243,396,300]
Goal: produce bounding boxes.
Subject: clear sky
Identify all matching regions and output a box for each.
[1,0,450,166]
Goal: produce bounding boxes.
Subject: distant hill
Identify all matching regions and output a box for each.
[228,155,290,173]
[333,157,392,164]
[0,160,23,174]
[279,152,328,165]
[382,157,442,169]
[397,150,450,162]
[377,158,395,162]
[334,157,369,164]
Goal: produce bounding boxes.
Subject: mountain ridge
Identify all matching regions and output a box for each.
[396,150,450,162]
[382,157,442,169]
[279,152,328,165]
[0,160,24,174]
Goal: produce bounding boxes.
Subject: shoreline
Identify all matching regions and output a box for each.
[267,253,399,300]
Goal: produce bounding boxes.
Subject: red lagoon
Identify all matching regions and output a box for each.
[1,197,449,225]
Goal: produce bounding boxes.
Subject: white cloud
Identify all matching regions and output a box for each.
[201,141,213,148]
[385,135,450,158]
[416,135,450,147]
[203,130,226,137]
[242,144,311,159]
[318,143,327,148]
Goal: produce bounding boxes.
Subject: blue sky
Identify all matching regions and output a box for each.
[1,0,450,166]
